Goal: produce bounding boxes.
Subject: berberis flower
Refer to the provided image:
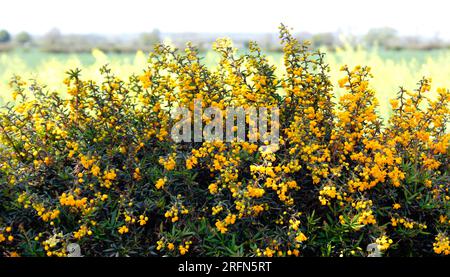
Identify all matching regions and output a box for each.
[0,24,449,257]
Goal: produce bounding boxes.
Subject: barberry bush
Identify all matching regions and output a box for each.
[0,25,449,257]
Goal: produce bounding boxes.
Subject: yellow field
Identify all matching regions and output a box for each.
[2,46,450,120]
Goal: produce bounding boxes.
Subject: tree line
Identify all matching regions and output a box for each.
[0,27,449,53]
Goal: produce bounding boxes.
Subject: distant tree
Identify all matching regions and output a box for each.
[260,33,276,51]
[311,32,336,48]
[41,28,63,52]
[364,27,398,48]
[139,29,161,48]
[15,31,32,46]
[0,29,11,43]
[295,32,313,42]
[43,28,62,44]
[243,40,251,49]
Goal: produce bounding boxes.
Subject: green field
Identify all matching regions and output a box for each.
[2,47,449,68]
[2,47,450,119]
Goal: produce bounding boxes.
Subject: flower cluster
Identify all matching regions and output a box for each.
[0,25,448,257]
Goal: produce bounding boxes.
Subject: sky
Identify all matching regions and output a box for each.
[1,0,449,38]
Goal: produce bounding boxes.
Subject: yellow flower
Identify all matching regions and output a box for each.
[433,233,450,255]
[263,247,274,257]
[211,205,223,216]
[338,76,348,88]
[155,177,166,190]
[159,155,176,171]
[104,169,117,181]
[215,220,228,234]
[133,167,142,180]
[179,244,189,255]
[186,156,197,169]
[246,186,265,198]
[156,240,165,251]
[295,232,307,243]
[118,225,129,235]
[376,235,393,251]
[138,215,149,226]
[208,183,218,194]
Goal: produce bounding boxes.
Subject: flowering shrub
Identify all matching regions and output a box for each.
[0,25,449,257]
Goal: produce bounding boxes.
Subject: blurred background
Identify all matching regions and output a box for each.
[1,0,450,116]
